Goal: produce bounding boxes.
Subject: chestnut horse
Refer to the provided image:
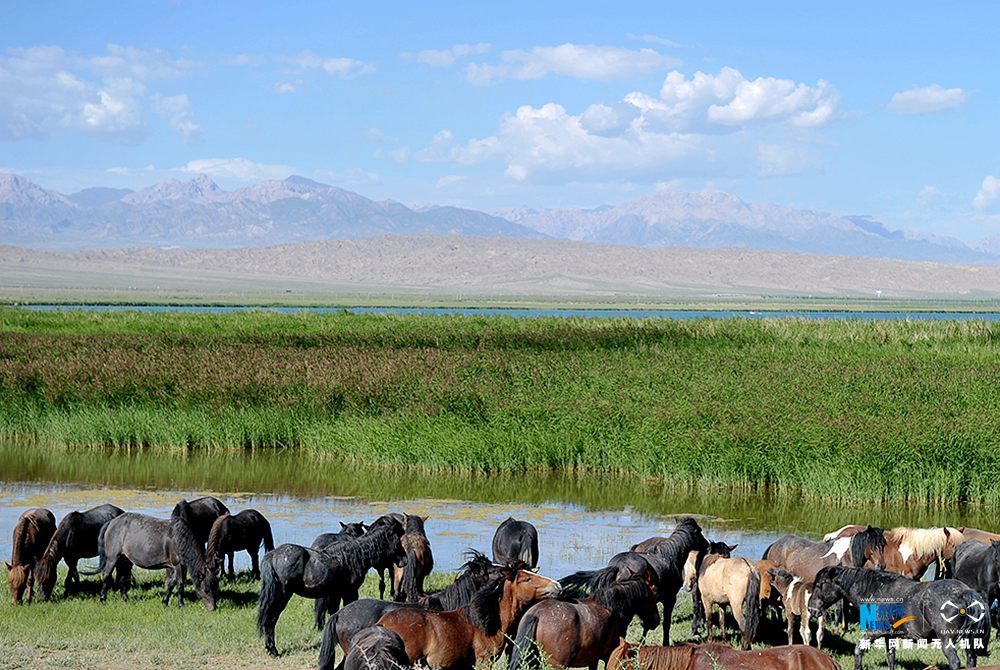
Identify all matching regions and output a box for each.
[392,515,433,602]
[607,639,839,670]
[6,508,56,604]
[510,575,660,670]
[377,564,559,670]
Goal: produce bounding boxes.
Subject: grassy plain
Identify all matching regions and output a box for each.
[2,567,996,670]
[1,308,998,503]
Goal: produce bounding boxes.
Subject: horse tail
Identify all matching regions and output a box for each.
[256,554,282,637]
[315,596,330,630]
[509,613,540,670]
[317,612,341,670]
[261,516,274,553]
[401,536,421,603]
[741,560,761,649]
[519,531,536,568]
[79,519,112,575]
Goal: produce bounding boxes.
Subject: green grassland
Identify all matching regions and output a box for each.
[1,567,993,670]
[1,308,998,503]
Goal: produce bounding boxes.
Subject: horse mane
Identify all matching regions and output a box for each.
[826,565,906,594]
[323,523,401,576]
[41,511,79,563]
[11,514,33,564]
[169,516,208,574]
[888,527,962,558]
[592,576,653,618]
[641,517,708,568]
[419,551,492,610]
[207,513,230,561]
[460,573,506,635]
[850,526,886,567]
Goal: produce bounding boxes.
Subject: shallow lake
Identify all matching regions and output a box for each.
[2,442,996,579]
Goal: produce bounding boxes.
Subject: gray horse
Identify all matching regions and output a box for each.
[91,512,217,610]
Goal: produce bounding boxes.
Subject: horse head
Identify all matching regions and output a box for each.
[34,555,58,602]
[504,563,560,608]
[806,566,845,617]
[6,562,28,605]
[194,564,218,612]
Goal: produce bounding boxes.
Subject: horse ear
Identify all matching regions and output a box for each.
[422,515,429,522]
[3,562,9,572]
[944,528,951,537]
[340,521,347,529]
[727,543,738,551]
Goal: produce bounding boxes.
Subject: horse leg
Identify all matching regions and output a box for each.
[718,606,727,643]
[26,567,34,603]
[886,642,897,670]
[264,591,292,658]
[228,551,235,580]
[163,568,176,606]
[800,612,811,647]
[660,591,676,645]
[853,638,867,670]
[66,558,79,594]
[315,596,330,630]
[378,568,387,600]
[176,565,186,607]
[100,559,115,604]
[251,549,260,581]
[816,613,824,650]
[116,559,132,601]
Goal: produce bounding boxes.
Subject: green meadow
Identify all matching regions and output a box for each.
[1,308,998,503]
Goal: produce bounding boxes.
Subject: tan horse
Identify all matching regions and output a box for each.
[377,565,558,670]
[767,566,825,648]
[6,508,56,604]
[608,640,840,670]
[696,556,761,650]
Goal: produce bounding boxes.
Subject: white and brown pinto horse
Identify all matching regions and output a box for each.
[824,524,965,579]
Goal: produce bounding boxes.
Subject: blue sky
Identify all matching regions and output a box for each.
[2,1,999,242]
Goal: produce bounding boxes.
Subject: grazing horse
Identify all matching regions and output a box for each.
[808,566,990,670]
[696,556,761,650]
[313,522,367,553]
[342,626,413,670]
[319,551,505,670]
[392,515,433,602]
[949,540,1000,637]
[35,503,124,601]
[510,575,660,670]
[206,509,274,580]
[493,517,539,568]
[257,518,404,656]
[93,512,217,610]
[768,566,824,648]
[171,497,230,547]
[607,639,840,670]
[378,565,560,670]
[5,508,56,604]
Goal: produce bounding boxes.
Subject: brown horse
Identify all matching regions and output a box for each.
[958,527,1000,545]
[377,564,559,670]
[824,524,964,579]
[607,640,839,670]
[767,566,824,648]
[510,574,661,670]
[391,515,433,602]
[696,556,761,650]
[6,508,56,604]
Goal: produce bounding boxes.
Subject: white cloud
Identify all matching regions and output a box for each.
[0,44,194,142]
[181,157,294,182]
[467,43,680,84]
[973,176,1000,210]
[435,175,466,189]
[411,43,491,68]
[917,185,942,206]
[421,67,837,182]
[627,33,682,48]
[285,52,374,78]
[273,82,297,94]
[888,85,967,115]
[152,93,202,144]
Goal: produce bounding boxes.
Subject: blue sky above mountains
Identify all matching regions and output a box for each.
[2,1,998,242]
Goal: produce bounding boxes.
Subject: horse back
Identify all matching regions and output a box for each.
[608,644,695,670]
[12,508,57,564]
[106,513,173,570]
[378,607,473,669]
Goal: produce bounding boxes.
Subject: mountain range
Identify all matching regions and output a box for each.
[1,172,996,264]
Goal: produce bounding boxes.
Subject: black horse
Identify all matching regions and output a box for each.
[341,626,412,670]
[35,503,124,600]
[171,497,230,547]
[318,551,505,670]
[257,517,404,657]
[492,517,539,568]
[90,512,217,610]
[949,540,1000,637]
[313,522,367,553]
[206,509,274,580]
[808,566,989,670]
[562,516,710,645]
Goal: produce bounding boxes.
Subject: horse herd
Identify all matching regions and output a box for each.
[8,502,1000,670]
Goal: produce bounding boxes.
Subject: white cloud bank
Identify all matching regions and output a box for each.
[410,43,491,68]
[467,43,680,84]
[973,176,1000,210]
[422,67,837,181]
[888,85,967,115]
[181,157,294,182]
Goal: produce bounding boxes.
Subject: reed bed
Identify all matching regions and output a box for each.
[1,308,997,503]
